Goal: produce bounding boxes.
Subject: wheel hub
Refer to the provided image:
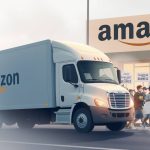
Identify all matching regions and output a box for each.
[76,113,88,129]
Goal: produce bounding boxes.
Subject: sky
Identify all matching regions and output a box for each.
[0,0,149,50]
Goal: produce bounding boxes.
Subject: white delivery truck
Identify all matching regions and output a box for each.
[0,40,134,132]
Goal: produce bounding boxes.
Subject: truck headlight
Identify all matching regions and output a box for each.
[94,98,108,107]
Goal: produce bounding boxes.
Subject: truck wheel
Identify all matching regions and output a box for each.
[73,108,94,133]
[106,122,127,131]
[17,119,35,129]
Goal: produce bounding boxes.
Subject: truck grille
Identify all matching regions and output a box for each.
[108,93,130,109]
[111,113,129,118]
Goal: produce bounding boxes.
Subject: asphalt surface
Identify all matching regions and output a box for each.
[0,124,150,150]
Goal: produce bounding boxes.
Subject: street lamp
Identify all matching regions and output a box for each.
[86,0,89,45]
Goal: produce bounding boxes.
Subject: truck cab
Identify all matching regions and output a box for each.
[52,41,134,133]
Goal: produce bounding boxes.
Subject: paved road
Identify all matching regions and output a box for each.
[0,124,150,150]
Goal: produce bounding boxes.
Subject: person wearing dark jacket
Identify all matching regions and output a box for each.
[134,85,145,125]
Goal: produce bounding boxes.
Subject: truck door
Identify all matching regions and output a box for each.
[57,63,81,107]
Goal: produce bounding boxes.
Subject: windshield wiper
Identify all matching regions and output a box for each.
[104,78,114,81]
[100,78,118,84]
[85,78,118,84]
[86,78,99,80]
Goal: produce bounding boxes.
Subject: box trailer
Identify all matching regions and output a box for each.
[0,40,134,132]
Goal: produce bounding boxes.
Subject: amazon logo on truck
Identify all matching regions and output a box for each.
[0,72,19,86]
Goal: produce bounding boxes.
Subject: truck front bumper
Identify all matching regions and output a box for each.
[90,106,134,125]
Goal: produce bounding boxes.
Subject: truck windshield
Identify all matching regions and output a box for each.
[77,61,118,84]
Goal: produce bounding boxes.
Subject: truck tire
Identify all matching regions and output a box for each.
[106,122,127,131]
[73,108,94,133]
[17,118,35,129]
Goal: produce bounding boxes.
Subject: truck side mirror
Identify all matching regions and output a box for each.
[114,67,121,84]
[117,69,121,84]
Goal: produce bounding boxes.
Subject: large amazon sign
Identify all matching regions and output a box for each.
[89,14,150,52]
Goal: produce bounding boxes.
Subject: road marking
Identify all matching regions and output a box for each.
[0,140,127,150]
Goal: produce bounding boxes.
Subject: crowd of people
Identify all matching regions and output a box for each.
[126,85,150,129]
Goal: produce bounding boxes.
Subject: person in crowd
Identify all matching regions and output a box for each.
[142,86,150,128]
[143,87,148,105]
[143,87,148,95]
[126,89,136,129]
[129,89,135,98]
[134,85,145,126]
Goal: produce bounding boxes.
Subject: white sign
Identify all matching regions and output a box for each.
[121,72,131,83]
[137,73,149,81]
